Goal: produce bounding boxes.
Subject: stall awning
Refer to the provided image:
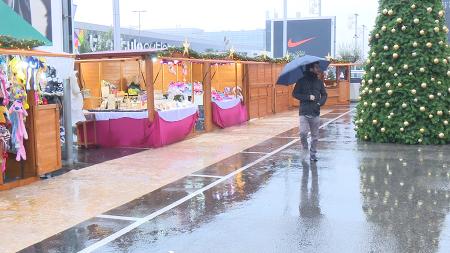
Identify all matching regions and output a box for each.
[0,1,51,45]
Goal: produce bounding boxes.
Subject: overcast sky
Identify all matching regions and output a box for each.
[73,0,379,53]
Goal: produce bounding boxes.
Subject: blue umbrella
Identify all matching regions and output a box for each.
[276,55,330,85]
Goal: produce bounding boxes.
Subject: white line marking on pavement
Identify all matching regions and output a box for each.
[77,109,354,253]
[240,151,269,154]
[190,174,224,179]
[96,215,142,222]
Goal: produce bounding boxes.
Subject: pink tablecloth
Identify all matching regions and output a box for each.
[212,101,248,128]
[78,112,198,148]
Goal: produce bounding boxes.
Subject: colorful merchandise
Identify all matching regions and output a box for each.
[9,100,28,161]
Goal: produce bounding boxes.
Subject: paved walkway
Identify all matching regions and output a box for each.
[1,108,335,253]
[6,105,450,253]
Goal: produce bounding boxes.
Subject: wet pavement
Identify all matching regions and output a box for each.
[17,107,450,253]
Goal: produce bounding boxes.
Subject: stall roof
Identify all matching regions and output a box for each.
[76,50,270,65]
[0,48,74,58]
[76,49,160,60]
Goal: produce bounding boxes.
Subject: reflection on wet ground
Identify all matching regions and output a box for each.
[19,109,450,253]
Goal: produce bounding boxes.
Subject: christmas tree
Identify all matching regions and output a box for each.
[355,1,450,144]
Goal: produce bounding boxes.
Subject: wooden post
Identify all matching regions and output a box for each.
[203,62,213,132]
[145,57,155,121]
[242,64,250,116]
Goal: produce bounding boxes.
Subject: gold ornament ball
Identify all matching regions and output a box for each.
[409,72,414,76]
[393,53,399,59]
[414,98,418,102]
[439,10,445,17]
[384,45,389,50]
[403,64,409,69]
[397,18,403,23]
[394,73,398,77]
[413,41,418,47]
[372,102,377,107]
[437,92,442,96]
[385,102,390,107]
[388,67,394,72]
[412,52,417,57]
[429,94,435,100]
[402,26,407,31]
[404,121,409,126]
[364,102,368,106]
[420,30,426,35]
[431,77,436,81]
[429,114,434,119]
[421,83,427,88]
[418,139,423,143]
[402,103,407,108]
[375,33,380,39]
[376,88,381,92]
[385,82,391,87]
[420,106,426,112]
[443,59,448,64]
[369,90,373,94]
[439,41,444,45]
[382,26,387,32]
[411,89,417,94]
[372,119,378,124]
[447,71,450,77]
[381,62,386,66]
[427,42,433,48]
[371,66,375,71]
[435,27,440,32]
[437,111,443,116]
[364,136,368,140]
[368,79,373,84]
[391,28,396,33]
[434,58,440,64]
[414,18,420,24]
[393,44,400,50]
[397,83,402,87]
[427,7,433,13]
[387,115,392,119]
[382,9,388,14]
[420,67,425,72]
[388,90,393,95]
[362,80,366,84]
[390,112,395,116]
[444,120,448,125]
[388,10,394,15]
[436,20,440,24]
[400,127,405,132]
[411,4,416,9]
[439,133,445,139]
[420,128,425,133]
[381,128,386,133]
[366,59,371,64]
[371,52,376,57]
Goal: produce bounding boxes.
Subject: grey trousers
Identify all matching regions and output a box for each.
[299,116,320,156]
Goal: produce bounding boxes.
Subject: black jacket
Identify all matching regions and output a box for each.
[292,73,328,117]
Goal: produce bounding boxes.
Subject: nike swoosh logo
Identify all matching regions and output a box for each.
[288,37,316,48]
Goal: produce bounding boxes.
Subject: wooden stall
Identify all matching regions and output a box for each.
[0,49,69,191]
[323,63,352,106]
[246,63,274,119]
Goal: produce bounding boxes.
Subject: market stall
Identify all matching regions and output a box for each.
[210,62,247,128]
[0,49,73,190]
[75,50,201,148]
[323,63,352,106]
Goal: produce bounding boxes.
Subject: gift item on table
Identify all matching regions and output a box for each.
[127,81,141,96]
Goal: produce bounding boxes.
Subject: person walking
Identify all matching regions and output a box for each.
[292,62,328,162]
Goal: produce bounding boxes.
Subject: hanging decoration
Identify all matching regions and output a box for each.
[0,35,45,50]
[182,38,190,56]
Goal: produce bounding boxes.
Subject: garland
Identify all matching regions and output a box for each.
[0,35,45,50]
[157,47,293,64]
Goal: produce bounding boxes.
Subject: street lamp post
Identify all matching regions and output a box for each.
[132,10,147,46]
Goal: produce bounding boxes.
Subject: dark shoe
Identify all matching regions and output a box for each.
[310,155,318,162]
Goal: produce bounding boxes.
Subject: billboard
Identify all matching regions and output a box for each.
[3,0,53,41]
[266,17,335,58]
